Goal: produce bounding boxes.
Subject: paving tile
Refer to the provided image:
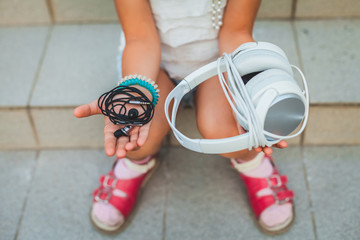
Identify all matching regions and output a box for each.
[287,133,301,146]
[31,108,104,148]
[295,20,360,104]
[304,146,360,239]
[164,147,313,240]
[169,108,202,146]
[52,0,118,23]
[257,0,292,19]
[304,106,360,145]
[0,150,37,240]
[17,149,165,240]
[296,0,360,18]
[270,147,314,239]
[30,24,121,107]
[0,109,37,149]
[0,0,50,25]
[113,150,166,240]
[254,21,300,66]
[0,26,49,107]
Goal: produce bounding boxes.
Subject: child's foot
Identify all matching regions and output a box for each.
[231,152,294,235]
[91,155,158,233]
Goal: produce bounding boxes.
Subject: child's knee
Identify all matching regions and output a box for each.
[196,112,256,159]
[196,112,237,139]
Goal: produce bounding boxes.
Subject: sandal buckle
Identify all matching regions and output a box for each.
[94,188,112,204]
[103,175,118,188]
[272,191,290,205]
[267,175,282,188]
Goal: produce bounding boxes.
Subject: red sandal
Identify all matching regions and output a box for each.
[90,156,159,234]
[231,156,295,235]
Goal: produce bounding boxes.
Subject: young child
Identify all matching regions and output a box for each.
[73,0,294,235]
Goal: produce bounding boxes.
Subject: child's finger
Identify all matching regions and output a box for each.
[277,140,288,148]
[137,124,150,146]
[254,147,262,153]
[263,147,273,155]
[73,99,102,118]
[104,118,118,156]
[116,136,129,158]
[125,127,140,151]
[104,134,116,156]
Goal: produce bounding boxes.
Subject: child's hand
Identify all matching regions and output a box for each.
[73,99,151,158]
[254,140,288,156]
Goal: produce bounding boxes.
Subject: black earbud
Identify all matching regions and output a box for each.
[114,125,133,138]
[128,108,139,119]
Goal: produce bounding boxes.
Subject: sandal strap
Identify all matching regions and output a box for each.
[236,157,295,219]
[93,175,147,217]
[251,189,294,218]
[93,158,157,218]
[241,173,288,195]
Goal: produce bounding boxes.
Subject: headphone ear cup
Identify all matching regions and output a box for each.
[232,48,293,77]
[244,69,306,136]
[245,69,297,99]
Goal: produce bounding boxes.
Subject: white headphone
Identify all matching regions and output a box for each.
[164,42,309,154]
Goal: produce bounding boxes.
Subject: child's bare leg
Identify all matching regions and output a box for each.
[195,75,293,232]
[92,69,174,229]
[195,75,257,160]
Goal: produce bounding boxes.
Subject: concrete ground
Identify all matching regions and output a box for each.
[1,146,360,240]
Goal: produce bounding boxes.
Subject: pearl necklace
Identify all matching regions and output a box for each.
[211,0,223,30]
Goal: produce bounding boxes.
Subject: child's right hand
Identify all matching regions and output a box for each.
[254,140,288,156]
[73,99,151,158]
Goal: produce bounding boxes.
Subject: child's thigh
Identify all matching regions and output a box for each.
[194,75,239,138]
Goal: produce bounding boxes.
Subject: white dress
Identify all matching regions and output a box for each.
[118,0,227,81]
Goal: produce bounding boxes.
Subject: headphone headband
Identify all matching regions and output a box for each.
[184,42,293,90]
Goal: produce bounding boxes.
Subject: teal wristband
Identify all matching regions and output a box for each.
[118,75,160,105]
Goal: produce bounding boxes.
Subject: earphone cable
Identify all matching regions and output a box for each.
[218,53,272,149]
[98,86,154,126]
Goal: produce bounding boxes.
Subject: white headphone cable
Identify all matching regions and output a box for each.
[217,53,310,150]
[218,53,268,150]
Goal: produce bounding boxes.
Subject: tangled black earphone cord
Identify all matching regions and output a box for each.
[98,86,155,137]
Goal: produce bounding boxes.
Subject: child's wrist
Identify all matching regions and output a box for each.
[118,74,160,105]
[219,31,254,54]
[133,86,153,101]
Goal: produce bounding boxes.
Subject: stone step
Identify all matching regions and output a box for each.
[0,20,359,150]
[1,0,360,26]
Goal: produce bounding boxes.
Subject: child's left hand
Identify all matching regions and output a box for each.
[73,99,151,158]
[254,140,288,156]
